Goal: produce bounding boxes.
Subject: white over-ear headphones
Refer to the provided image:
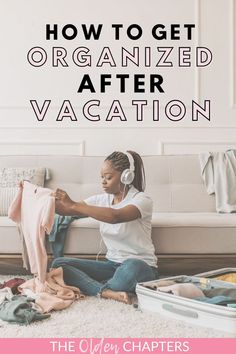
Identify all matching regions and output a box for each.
[120,151,135,185]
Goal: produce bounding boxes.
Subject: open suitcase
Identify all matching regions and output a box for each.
[136,268,236,334]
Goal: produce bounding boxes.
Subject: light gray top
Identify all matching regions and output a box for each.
[199,150,236,213]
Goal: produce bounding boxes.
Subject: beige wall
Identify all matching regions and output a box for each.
[0,0,235,155]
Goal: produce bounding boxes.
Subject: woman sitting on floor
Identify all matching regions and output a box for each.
[51,150,158,304]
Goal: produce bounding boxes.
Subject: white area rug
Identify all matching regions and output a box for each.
[0,275,235,338]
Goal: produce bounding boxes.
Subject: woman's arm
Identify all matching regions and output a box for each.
[71,202,141,224]
[53,189,141,224]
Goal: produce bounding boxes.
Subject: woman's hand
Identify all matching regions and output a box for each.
[17,181,24,188]
[51,188,76,215]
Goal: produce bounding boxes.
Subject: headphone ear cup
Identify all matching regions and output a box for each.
[120,169,135,185]
[120,169,128,184]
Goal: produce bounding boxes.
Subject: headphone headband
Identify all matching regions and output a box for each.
[125,151,135,172]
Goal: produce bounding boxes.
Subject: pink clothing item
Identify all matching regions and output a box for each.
[18,267,84,313]
[157,283,205,298]
[8,181,55,283]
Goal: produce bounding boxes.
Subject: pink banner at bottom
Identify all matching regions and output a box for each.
[0,338,236,354]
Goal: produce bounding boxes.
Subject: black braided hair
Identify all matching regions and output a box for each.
[105,150,146,192]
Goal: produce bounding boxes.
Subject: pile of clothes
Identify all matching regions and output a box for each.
[0,267,84,325]
[0,277,49,325]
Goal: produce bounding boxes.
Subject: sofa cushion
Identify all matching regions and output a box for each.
[144,155,216,212]
[2,212,236,255]
[2,212,236,228]
[0,188,18,216]
[152,212,236,227]
[0,167,49,187]
[0,155,217,212]
[0,167,49,216]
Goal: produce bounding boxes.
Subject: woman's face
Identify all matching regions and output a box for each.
[100,160,122,194]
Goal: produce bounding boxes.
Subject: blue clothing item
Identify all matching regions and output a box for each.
[194,295,235,305]
[0,295,50,325]
[51,257,158,296]
[48,215,84,258]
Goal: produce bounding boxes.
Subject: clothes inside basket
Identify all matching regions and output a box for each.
[140,275,236,307]
[197,270,236,284]
[214,273,236,283]
[142,275,236,291]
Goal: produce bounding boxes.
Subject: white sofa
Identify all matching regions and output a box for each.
[1,154,236,275]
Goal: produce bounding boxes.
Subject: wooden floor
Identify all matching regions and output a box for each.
[1,254,236,276]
